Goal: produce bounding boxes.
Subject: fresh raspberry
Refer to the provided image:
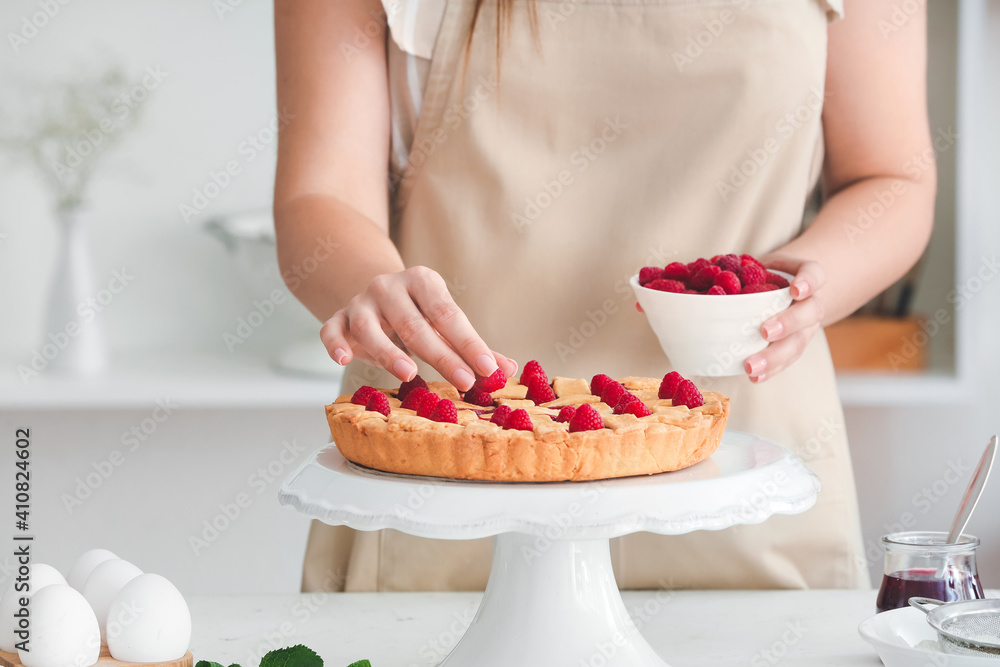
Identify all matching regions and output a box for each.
[672,380,704,409]
[569,404,604,432]
[351,386,377,406]
[490,404,512,426]
[690,265,722,290]
[646,279,686,293]
[685,289,701,294]
[590,373,613,396]
[714,270,742,295]
[662,262,691,283]
[717,254,742,274]
[612,392,640,414]
[365,391,391,416]
[463,387,494,407]
[707,285,727,295]
[400,386,430,410]
[429,398,458,423]
[765,271,790,288]
[739,262,767,287]
[658,371,684,399]
[687,257,711,274]
[638,266,664,286]
[397,375,428,402]
[710,255,724,264]
[503,408,534,431]
[619,398,652,418]
[475,366,507,392]
[600,381,627,407]
[520,360,548,386]
[741,253,764,268]
[555,405,577,423]
[741,283,779,294]
[525,376,556,404]
[416,392,441,418]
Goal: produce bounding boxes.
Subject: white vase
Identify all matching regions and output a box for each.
[42,208,109,375]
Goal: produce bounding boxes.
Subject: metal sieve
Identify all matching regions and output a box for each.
[910,597,1000,657]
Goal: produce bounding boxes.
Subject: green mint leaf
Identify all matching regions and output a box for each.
[259,645,323,667]
[346,662,371,667]
[195,661,226,667]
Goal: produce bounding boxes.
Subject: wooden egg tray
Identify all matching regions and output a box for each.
[0,646,192,667]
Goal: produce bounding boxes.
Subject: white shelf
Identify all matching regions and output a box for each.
[836,372,971,407]
[0,351,345,410]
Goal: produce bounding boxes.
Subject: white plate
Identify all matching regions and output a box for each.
[859,607,999,666]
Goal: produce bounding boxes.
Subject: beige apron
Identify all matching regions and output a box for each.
[303,0,869,592]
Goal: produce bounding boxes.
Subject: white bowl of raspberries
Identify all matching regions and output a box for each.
[631,253,793,377]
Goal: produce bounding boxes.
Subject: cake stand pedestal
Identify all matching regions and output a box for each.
[279,431,820,667]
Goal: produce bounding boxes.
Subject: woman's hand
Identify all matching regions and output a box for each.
[319,266,517,391]
[743,256,827,383]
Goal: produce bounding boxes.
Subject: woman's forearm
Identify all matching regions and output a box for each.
[274,193,405,322]
[768,173,936,325]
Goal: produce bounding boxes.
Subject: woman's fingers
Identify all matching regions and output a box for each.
[377,288,480,391]
[765,257,826,301]
[760,297,825,343]
[746,324,820,382]
[319,312,353,365]
[342,306,419,382]
[406,267,500,380]
[492,351,518,379]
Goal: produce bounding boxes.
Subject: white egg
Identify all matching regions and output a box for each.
[17,584,99,667]
[0,564,67,652]
[106,574,190,662]
[81,559,142,641]
[66,549,118,591]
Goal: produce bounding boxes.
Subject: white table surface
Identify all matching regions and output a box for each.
[188,590,890,667]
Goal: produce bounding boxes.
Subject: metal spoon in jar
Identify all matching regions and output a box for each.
[934,435,996,578]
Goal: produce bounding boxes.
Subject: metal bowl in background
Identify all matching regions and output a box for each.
[203,209,343,381]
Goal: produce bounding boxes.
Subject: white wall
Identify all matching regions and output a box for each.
[1,0,998,596]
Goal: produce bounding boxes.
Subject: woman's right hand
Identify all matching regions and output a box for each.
[319,266,517,392]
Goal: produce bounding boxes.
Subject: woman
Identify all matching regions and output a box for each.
[273,0,935,592]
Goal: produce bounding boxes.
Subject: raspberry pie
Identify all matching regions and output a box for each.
[326,363,730,482]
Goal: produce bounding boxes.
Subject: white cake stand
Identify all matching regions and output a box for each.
[279,430,820,667]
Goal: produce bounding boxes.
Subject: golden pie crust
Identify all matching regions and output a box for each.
[326,376,729,482]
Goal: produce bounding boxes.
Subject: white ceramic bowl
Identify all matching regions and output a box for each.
[859,606,998,667]
[630,271,792,377]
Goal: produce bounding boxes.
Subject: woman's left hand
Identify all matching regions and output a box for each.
[743,255,827,383]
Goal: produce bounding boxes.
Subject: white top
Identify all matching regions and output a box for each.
[383,0,447,59]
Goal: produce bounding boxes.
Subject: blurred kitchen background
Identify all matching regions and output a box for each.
[0,0,999,595]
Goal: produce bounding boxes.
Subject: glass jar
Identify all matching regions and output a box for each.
[875,531,984,613]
